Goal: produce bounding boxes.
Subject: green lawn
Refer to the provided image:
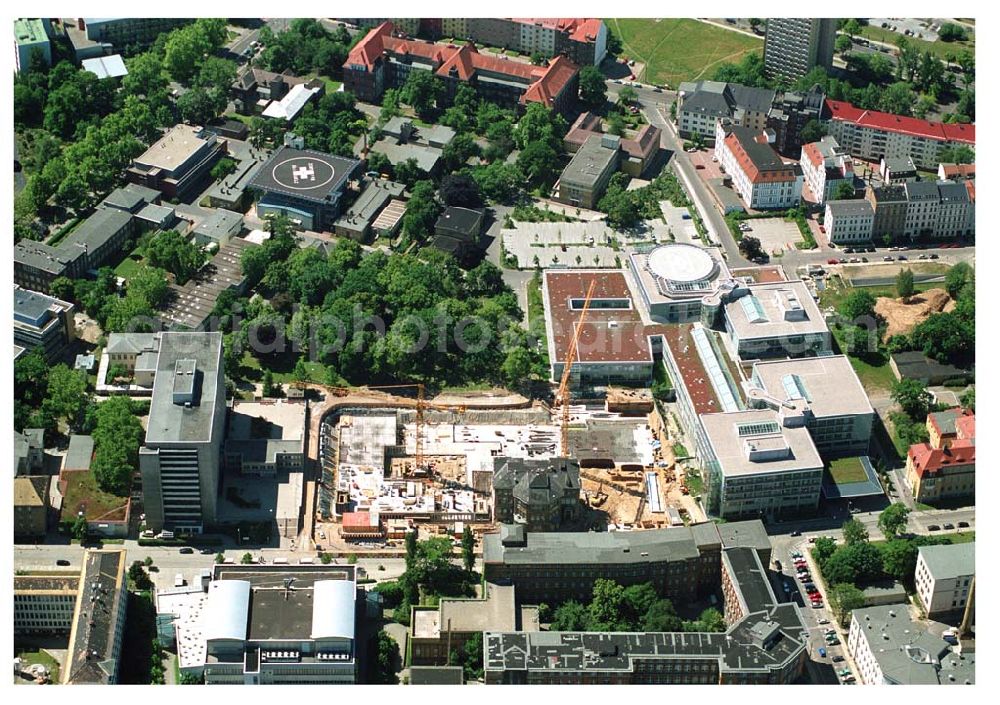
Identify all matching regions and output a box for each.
[827,457,869,485]
[114,252,146,280]
[15,647,61,682]
[304,72,343,94]
[943,531,975,544]
[606,18,762,86]
[61,471,129,523]
[858,25,974,62]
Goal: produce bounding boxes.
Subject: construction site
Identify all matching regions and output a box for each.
[307,276,703,552]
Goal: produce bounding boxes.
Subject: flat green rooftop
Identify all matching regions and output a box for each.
[14,18,48,45]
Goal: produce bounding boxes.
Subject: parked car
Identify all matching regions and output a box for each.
[818,648,827,658]
[898,255,908,260]
[842,675,855,683]
[943,523,955,530]
[832,655,845,663]
[866,246,875,252]
[918,254,929,260]
[838,669,852,677]
[929,253,939,259]
[790,530,802,537]
[56,559,71,566]
[958,521,970,528]
[827,258,839,265]
[818,619,830,625]
[812,601,824,608]
[844,247,855,254]
[883,256,894,262]
[791,551,803,558]
[928,524,941,531]
[179,547,194,554]
[861,257,869,262]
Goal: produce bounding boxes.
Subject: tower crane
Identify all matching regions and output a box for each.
[553,279,596,457]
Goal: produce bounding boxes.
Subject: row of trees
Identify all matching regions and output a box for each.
[255,19,357,78]
[543,579,725,634]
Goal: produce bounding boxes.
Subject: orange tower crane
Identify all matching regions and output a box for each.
[553,279,596,457]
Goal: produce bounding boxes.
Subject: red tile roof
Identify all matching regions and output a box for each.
[342,511,374,528]
[435,43,478,80]
[965,179,975,202]
[568,18,604,43]
[956,414,975,441]
[908,439,975,478]
[521,54,578,107]
[825,99,975,145]
[723,130,798,185]
[940,163,975,179]
[346,21,391,70]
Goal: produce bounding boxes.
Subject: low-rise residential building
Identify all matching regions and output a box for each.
[14,475,50,539]
[721,280,830,360]
[823,99,975,171]
[13,286,75,362]
[800,136,854,203]
[847,604,974,684]
[824,199,875,245]
[676,81,775,142]
[556,133,621,209]
[63,549,128,684]
[880,156,918,184]
[715,121,803,210]
[698,408,824,521]
[126,124,227,200]
[491,457,581,531]
[434,17,608,66]
[915,543,975,620]
[746,355,874,457]
[906,410,975,504]
[14,427,45,475]
[483,520,770,606]
[231,66,316,114]
[938,163,974,182]
[431,206,485,260]
[14,573,79,635]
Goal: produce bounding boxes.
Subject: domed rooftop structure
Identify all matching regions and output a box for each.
[644,243,719,295]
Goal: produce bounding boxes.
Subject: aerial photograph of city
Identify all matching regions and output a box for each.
[10,9,977,690]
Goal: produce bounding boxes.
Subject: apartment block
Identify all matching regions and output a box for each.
[906,411,975,504]
[915,543,975,620]
[14,475,50,539]
[15,427,45,475]
[823,99,974,171]
[800,135,853,204]
[765,85,825,156]
[676,81,775,142]
[763,18,836,81]
[139,332,226,533]
[13,286,75,362]
[824,199,875,245]
[714,121,803,210]
[127,124,227,200]
[432,17,607,66]
[866,185,908,242]
[848,604,974,684]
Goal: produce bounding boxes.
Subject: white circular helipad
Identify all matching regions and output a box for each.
[646,243,716,283]
[271,156,337,192]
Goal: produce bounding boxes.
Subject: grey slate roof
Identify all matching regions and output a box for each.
[827,199,874,217]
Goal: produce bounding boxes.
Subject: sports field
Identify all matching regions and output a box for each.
[606,18,762,86]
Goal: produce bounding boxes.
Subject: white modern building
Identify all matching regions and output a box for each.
[721,281,831,360]
[746,355,874,456]
[824,199,875,245]
[915,543,975,620]
[848,604,974,684]
[715,120,803,210]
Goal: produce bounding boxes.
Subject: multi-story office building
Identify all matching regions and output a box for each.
[847,604,975,684]
[823,99,975,170]
[127,124,227,200]
[915,543,975,620]
[714,121,803,210]
[746,356,874,457]
[197,564,358,683]
[763,18,836,81]
[492,457,581,531]
[824,199,875,244]
[139,332,226,533]
[556,133,621,208]
[14,240,88,294]
[76,17,191,51]
[866,185,908,242]
[483,520,771,605]
[721,280,830,360]
[698,408,824,521]
[13,287,75,362]
[343,22,579,114]
[676,81,775,142]
[14,18,51,73]
[484,545,807,684]
[800,135,854,204]
[14,573,79,635]
[63,549,128,684]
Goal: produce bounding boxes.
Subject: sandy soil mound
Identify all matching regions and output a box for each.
[875,287,956,340]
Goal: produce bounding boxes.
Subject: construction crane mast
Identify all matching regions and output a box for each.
[554,279,596,457]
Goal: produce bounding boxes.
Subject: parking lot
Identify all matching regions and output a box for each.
[740,217,805,254]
